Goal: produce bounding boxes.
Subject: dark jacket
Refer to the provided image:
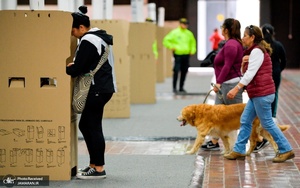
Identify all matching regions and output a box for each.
[270,40,287,88]
[66,28,116,93]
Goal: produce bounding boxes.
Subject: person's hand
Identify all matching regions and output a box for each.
[213,83,221,93]
[241,55,249,73]
[227,87,239,99]
[242,55,249,63]
[67,62,74,67]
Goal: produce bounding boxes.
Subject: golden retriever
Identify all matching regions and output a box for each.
[177,103,290,155]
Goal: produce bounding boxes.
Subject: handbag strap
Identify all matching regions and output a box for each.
[89,44,110,76]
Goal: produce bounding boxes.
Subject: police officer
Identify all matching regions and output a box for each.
[163,18,196,93]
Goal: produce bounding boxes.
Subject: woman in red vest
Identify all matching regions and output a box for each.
[224,25,294,163]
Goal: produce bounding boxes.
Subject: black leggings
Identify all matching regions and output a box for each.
[79,92,113,166]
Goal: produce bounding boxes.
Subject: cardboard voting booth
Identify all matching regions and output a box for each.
[0,10,77,181]
[128,22,156,104]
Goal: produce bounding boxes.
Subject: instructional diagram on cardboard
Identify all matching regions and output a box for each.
[0,123,67,168]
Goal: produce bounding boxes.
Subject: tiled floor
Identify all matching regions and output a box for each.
[78,69,300,188]
[199,69,300,188]
[78,139,193,156]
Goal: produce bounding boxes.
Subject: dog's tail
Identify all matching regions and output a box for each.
[278,124,291,132]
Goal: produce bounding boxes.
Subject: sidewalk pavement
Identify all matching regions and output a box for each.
[48,68,300,188]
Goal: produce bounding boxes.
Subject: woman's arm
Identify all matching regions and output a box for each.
[227,48,264,99]
[240,49,264,86]
[66,40,96,77]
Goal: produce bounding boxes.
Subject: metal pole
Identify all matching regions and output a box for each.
[147,3,156,22]
[29,0,45,10]
[92,0,104,19]
[104,0,113,20]
[157,7,165,27]
[1,0,17,10]
[58,0,74,12]
[131,0,144,22]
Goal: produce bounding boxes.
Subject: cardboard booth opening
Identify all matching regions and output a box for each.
[9,77,25,88]
[40,77,57,88]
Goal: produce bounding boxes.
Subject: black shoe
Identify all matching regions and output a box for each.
[76,168,106,179]
[253,138,269,153]
[179,89,187,93]
[78,166,91,173]
[201,140,220,151]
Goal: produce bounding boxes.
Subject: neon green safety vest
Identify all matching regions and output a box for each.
[163,27,196,55]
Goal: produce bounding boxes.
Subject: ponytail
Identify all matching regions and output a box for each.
[222,18,242,44]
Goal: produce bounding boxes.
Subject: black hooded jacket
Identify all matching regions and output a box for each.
[66,28,116,93]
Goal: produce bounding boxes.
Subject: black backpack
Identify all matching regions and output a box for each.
[200,50,217,67]
[200,40,226,67]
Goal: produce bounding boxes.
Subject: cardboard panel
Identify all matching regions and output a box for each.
[103,55,131,118]
[91,20,131,118]
[163,27,174,77]
[130,54,156,104]
[156,26,167,83]
[0,10,77,181]
[128,23,156,55]
[128,23,156,104]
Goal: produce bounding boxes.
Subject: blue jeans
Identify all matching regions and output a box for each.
[233,94,292,154]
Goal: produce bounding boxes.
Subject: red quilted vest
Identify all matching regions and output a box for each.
[243,45,275,98]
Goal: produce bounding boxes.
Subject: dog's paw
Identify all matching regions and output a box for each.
[186,150,196,155]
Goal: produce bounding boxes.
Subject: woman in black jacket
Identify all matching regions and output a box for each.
[261,24,287,119]
[66,6,117,179]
